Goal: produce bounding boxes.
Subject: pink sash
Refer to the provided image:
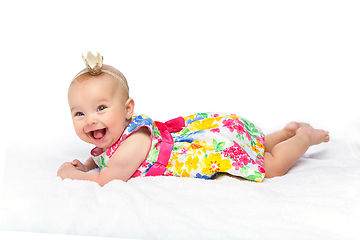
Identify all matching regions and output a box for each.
[145,116,185,176]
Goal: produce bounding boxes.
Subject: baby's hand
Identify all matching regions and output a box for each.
[71,159,86,172]
[57,162,77,180]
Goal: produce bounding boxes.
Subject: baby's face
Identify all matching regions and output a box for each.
[68,74,133,149]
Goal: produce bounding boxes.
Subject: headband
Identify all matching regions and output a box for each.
[72,51,129,94]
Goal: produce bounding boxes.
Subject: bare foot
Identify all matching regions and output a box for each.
[283,122,312,139]
[296,127,330,146]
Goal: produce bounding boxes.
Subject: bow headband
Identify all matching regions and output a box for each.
[72,51,129,94]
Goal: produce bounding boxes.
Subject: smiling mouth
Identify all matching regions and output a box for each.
[89,128,107,141]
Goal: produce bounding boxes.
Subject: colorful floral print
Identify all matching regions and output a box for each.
[91,113,265,182]
[200,153,232,176]
[166,113,265,181]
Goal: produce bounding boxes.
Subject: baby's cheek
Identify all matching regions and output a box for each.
[74,124,87,141]
[107,113,126,132]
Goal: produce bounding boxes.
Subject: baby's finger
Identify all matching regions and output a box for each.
[71,159,85,171]
[71,159,80,166]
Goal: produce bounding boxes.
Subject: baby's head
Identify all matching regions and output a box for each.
[68,64,134,149]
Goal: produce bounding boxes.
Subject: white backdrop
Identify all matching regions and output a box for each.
[3,0,360,139]
[1,1,360,239]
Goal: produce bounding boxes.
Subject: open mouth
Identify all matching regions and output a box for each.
[89,128,107,141]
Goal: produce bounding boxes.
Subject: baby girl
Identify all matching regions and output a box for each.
[57,52,330,186]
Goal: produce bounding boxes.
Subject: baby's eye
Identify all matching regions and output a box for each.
[97,105,106,112]
[75,112,84,117]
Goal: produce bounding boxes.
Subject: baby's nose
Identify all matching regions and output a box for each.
[86,115,98,125]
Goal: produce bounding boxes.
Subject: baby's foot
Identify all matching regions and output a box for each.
[296,127,330,146]
[283,122,312,139]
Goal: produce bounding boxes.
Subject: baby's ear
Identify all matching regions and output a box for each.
[125,98,135,120]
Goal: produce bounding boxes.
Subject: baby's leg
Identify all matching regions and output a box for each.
[264,126,329,178]
[264,122,311,152]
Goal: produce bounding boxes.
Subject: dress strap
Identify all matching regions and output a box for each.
[146,117,185,176]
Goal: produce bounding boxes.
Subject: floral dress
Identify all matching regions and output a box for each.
[91,113,265,182]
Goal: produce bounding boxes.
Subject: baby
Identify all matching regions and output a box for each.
[57,52,330,186]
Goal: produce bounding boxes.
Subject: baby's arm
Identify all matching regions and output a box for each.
[58,128,151,186]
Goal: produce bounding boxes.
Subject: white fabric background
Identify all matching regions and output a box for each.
[1,1,360,239]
